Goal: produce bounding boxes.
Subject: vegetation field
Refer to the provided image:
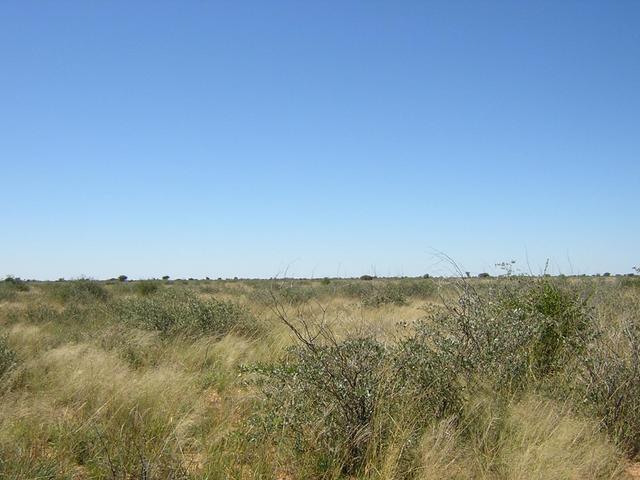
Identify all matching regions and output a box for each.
[1,274,639,479]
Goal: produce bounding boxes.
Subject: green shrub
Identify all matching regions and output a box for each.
[250,303,461,475]
[338,279,436,307]
[134,280,160,296]
[619,276,640,289]
[423,277,594,391]
[251,337,388,474]
[338,282,404,307]
[394,332,463,418]
[4,276,29,291]
[0,276,30,301]
[113,291,255,337]
[50,279,109,303]
[360,283,407,307]
[277,285,315,305]
[578,319,640,456]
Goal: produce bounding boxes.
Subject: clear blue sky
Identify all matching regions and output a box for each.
[1,1,638,280]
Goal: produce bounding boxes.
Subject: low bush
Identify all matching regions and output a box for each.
[619,276,640,289]
[0,276,30,302]
[578,318,640,456]
[49,279,109,303]
[360,283,407,307]
[339,279,436,307]
[134,280,161,296]
[251,337,389,474]
[250,301,461,476]
[422,277,594,391]
[113,291,256,337]
[4,276,29,291]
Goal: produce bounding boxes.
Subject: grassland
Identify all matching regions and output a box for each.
[1,274,639,479]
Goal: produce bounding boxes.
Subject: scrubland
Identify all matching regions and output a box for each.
[1,274,639,479]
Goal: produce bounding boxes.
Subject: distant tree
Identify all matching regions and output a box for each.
[422,274,430,279]
[162,275,170,281]
[360,275,374,281]
[603,272,611,277]
[118,275,128,282]
[465,271,471,278]
[478,272,490,278]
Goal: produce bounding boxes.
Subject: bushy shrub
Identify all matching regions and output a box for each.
[113,291,255,337]
[275,285,316,305]
[394,332,463,418]
[360,283,407,307]
[50,279,109,303]
[0,276,30,301]
[134,280,160,296]
[578,319,640,456]
[339,279,435,307]
[396,278,437,299]
[251,337,389,473]
[250,304,461,475]
[619,276,640,289]
[423,277,594,391]
[4,276,29,291]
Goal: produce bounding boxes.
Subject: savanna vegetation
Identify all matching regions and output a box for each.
[1,272,639,479]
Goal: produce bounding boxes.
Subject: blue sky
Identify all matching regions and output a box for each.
[1,1,638,279]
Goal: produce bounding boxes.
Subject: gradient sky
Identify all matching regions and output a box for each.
[1,1,638,280]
